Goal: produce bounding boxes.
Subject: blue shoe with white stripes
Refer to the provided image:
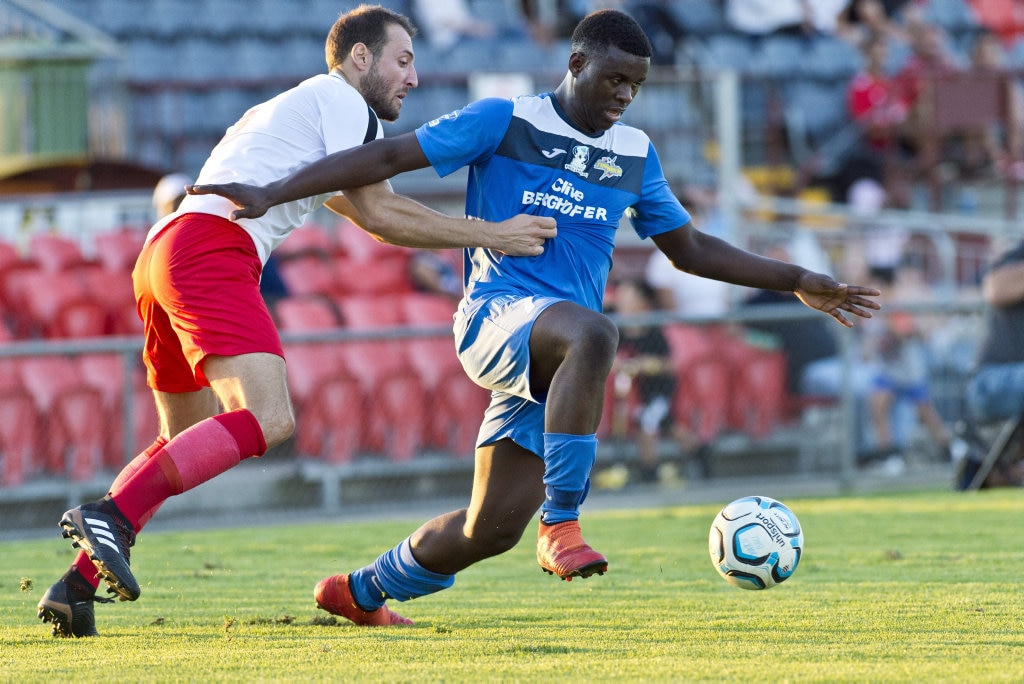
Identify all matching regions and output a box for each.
[59,500,140,601]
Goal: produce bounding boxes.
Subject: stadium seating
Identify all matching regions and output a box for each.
[277,253,341,298]
[18,357,107,481]
[0,359,39,486]
[275,223,336,259]
[28,234,92,273]
[93,229,145,273]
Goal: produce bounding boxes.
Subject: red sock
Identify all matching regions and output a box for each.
[71,437,169,591]
[110,410,266,529]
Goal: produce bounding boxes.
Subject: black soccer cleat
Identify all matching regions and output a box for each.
[37,567,113,638]
[59,500,140,602]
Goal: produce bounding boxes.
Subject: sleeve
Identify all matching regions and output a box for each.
[414,98,515,177]
[628,143,691,240]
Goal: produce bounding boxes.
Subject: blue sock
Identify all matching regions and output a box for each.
[349,537,455,609]
[541,432,597,525]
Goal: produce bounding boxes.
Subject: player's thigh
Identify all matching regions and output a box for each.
[203,352,294,443]
[529,301,618,390]
[153,388,220,438]
[465,438,545,537]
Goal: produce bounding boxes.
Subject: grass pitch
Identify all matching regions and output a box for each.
[2,488,1023,682]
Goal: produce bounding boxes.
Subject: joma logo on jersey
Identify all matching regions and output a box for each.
[594,156,622,181]
[564,145,590,177]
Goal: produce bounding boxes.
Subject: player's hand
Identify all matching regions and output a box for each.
[489,214,557,256]
[793,272,881,328]
[185,182,276,220]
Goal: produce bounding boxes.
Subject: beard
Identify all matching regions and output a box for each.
[361,64,400,122]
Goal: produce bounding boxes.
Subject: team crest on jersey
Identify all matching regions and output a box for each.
[564,145,590,177]
[428,111,459,127]
[594,156,622,181]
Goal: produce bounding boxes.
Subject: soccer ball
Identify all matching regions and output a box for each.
[708,495,803,590]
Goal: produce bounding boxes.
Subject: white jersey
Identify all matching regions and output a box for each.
[148,72,382,264]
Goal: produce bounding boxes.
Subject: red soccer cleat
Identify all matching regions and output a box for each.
[536,520,608,581]
[314,574,413,627]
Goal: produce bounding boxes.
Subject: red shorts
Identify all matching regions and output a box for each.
[133,213,284,392]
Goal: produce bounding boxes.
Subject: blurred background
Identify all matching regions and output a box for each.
[2,0,1021,533]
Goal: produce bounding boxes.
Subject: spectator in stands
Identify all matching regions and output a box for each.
[892,20,963,148]
[965,239,1024,423]
[836,0,914,50]
[412,0,526,53]
[622,1,688,65]
[607,278,681,484]
[408,248,462,301]
[959,238,1024,488]
[862,310,952,473]
[151,173,191,219]
[965,0,1024,46]
[962,29,1024,179]
[190,8,880,629]
[741,241,845,400]
[644,185,733,319]
[841,35,911,206]
[725,0,851,37]
[35,5,556,640]
[517,0,588,43]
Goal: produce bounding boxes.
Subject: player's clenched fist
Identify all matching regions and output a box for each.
[487,215,557,256]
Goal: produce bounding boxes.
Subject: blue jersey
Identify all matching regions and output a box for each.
[415,93,691,313]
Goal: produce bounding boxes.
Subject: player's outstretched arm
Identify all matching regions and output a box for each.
[651,225,880,327]
[329,183,556,256]
[186,132,429,220]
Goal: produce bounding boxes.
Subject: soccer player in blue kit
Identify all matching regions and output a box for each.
[190,9,881,626]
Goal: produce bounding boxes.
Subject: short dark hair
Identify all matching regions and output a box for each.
[570,9,652,59]
[325,4,418,71]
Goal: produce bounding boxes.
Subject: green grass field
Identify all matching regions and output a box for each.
[2,488,1023,682]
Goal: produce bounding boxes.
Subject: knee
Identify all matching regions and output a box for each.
[574,314,619,366]
[259,409,295,449]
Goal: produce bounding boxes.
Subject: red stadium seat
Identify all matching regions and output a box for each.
[0,359,40,485]
[78,353,135,468]
[0,239,22,272]
[673,355,732,444]
[20,270,93,338]
[80,268,138,335]
[18,356,107,480]
[728,348,788,438]
[93,229,145,274]
[275,222,336,259]
[274,295,342,331]
[663,323,714,373]
[399,292,458,326]
[28,234,92,273]
[404,336,486,455]
[275,295,364,463]
[283,339,364,464]
[337,341,428,461]
[276,253,340,298]
[51,299,110,338]
[335,293,405,328]
[333,254,412,296]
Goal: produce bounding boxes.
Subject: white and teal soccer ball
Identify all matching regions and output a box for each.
[708,495,803,590]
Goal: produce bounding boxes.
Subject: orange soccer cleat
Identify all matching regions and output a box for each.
[536,520,608,581]
[314,574,413,627]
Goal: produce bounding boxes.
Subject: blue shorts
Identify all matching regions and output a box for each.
[454,293,563,457]
[872,375,929,403]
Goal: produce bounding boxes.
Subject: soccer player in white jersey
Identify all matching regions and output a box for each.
[190,10,881,626]
[36,5,555,639]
